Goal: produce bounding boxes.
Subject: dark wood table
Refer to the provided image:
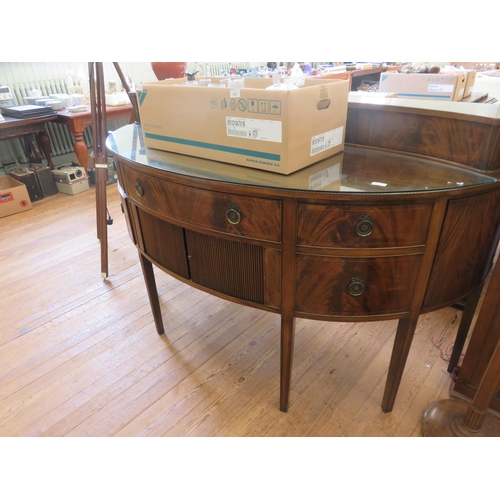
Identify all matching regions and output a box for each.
[345,94,500,175]
[107,123,500,414]
[0,113,57,168]
[56,104,132,173]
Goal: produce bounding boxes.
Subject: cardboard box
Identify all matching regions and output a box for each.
[463,70,477,98]
[0,176,33,218]
[137,77,349,175]
[378,72,467,101]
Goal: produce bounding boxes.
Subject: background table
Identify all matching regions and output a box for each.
[0,113,56,168]
[56,104,132,173]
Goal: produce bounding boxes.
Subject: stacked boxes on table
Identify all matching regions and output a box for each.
[378,72,469,101]
[137,76,350,175]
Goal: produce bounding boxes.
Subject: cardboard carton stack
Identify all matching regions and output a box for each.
[378,65,477,101]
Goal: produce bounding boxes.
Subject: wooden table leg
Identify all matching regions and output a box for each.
[382,317,419,413]
[72,131,89,174]
[138,252,165,335]
[280,316,296,412]
[36,129,54,168]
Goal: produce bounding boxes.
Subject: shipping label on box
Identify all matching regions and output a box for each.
[379,72,467,101]
[137,77,349,175]
[226,116,282,142]
[310,128,344,156]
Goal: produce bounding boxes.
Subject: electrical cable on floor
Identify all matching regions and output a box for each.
[430,336,464,395]
[431,336,452,363]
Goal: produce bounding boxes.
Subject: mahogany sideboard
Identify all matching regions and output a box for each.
[107,123,500,414]
[345,95,500,174]
[342,96,500,412]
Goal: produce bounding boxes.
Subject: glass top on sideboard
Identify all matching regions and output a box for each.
[106,124,497,194]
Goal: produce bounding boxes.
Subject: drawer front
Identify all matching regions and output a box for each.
[119,163,282,243]
[295,254,422,316]
[297,203,432,248]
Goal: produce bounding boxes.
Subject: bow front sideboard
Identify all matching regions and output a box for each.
[107,120,500,414]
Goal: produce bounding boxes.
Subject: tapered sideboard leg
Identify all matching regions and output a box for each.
[138,252,165,335]
[382,317,418,413]
[280,316,296,412]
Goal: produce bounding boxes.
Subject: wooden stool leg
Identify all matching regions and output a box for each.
[447,284,483,373]
[280,316,296,412]
[382,317,418,413]
[138,252,165,335]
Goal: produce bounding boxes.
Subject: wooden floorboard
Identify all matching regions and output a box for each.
[0,181,466,437]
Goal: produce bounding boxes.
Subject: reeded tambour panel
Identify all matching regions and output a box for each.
[185,230,265,304]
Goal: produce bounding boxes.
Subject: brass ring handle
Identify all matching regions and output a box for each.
[347,277,365,297]
[135,179,144,197]
[226,203,242,225]
[355,215,374,237]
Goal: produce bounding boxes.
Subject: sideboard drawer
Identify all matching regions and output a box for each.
[119,164,282,243]
[294,254,422,316]
[297,203,432,248]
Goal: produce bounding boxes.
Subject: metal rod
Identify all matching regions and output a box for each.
[89,62,109,278]
[113,62,137,124]
[113,62,131,94]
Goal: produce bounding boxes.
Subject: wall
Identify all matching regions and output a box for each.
[0,62,262,172]
[0,63,155,171]
[0,62,264,93]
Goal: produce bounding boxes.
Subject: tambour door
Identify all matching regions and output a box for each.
[184,230,281,308]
